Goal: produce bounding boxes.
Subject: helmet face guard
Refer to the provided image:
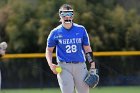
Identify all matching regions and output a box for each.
[60,12,73,17]
[59,9,74,23]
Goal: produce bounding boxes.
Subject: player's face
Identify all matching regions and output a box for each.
[59,9,74,24]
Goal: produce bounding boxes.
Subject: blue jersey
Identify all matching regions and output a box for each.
[47,23,90,63]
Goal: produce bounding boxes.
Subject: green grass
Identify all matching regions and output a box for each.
[1,86,140,93]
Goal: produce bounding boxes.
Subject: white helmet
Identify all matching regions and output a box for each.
[0,42,8,50]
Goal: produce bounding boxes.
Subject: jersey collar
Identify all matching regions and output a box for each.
[62,23,74,31]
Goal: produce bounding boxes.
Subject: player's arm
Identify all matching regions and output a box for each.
[0,49,6,57]
[46,47,57,74]
[83,45,95,69]
[83,45,99,88]
[0,54,2,57]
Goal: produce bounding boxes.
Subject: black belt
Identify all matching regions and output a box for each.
[59,61,84,64]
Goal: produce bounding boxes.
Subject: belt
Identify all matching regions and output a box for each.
[59,61,84,64]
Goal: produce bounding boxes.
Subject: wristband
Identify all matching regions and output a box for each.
[86,52,95,63]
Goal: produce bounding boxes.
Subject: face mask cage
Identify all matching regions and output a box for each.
[60,12,73,17]
[59,9,74,17]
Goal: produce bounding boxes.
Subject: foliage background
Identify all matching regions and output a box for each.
[0,0,140,88]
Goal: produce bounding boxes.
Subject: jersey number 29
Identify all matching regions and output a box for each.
[66,45,77,53]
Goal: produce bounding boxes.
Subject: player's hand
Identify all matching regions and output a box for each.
[49,63,58,74]
[0,49,5,56]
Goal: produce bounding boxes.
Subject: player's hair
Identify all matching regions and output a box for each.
[59,4,73,14]
[59,4,73,11]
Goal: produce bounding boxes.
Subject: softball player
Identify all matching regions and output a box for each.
[46,4,96,93]
[0,42,7,89]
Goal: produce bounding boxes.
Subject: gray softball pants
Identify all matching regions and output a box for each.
[57,62,89,93]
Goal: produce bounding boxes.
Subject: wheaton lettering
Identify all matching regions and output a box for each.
[58,38,81,44]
